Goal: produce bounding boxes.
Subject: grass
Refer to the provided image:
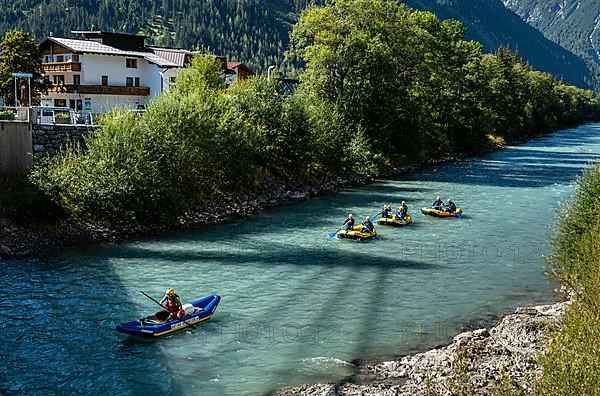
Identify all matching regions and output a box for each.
[536,163,600,395]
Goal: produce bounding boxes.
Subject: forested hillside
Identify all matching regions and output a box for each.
[503,0,600,89]
[405,0,597,89]
[0,0,311,71]
[0,0,596,88]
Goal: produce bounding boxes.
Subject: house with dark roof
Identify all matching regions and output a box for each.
[39,31,194,112]
[226,62,253,84]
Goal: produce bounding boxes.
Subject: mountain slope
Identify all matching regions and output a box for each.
[0,0,594,88]
[503,0,600,63]
[403,0,594,89]
[503,0,600,88]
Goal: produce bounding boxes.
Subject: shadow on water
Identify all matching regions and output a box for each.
[97,241,447,271]
[0,257,186,396]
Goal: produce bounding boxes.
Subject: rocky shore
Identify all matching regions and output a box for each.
[274,300,568,396]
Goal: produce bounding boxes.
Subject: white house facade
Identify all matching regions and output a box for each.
[39,31,191,113]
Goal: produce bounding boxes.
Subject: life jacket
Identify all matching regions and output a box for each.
[166,294,181,312]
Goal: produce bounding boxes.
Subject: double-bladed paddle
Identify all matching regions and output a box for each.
[139,290,197,331]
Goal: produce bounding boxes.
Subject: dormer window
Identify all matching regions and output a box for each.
[126,58,137,68]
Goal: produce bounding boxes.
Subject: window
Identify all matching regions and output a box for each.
[44,56,49,63]
[53,75,65,85]
[72,54,79,62]
[56,55,64,62]
[69,99,76,109]
[169,76,177,84]
[101,76,108,86]
[126,77,134,87]
[54,99,66,107]
[73,75,80,85]
[134,77,140,87]
[126,58,137,68]
[76,100,83,111]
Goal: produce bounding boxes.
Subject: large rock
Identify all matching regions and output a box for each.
[275,301,568,396]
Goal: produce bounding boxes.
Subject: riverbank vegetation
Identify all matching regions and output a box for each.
[537,164,600,394]
[30,0,600,226]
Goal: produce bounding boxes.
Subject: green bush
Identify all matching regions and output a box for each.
[537,164,600,395]
[0,176,62,221]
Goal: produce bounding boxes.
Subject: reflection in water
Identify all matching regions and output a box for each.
[1,124,599,395]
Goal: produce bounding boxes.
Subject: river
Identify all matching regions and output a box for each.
[1,123,599,395]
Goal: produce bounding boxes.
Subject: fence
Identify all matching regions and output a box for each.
[30,107,95,126]
[0,107,29,122]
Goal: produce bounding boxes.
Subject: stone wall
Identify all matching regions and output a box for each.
[32,124,96,157]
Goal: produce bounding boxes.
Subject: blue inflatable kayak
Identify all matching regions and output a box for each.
[116,294,221,337]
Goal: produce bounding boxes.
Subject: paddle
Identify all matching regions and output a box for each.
[139,290,197,331]
[455,212,462,219]
[328,225,344,239]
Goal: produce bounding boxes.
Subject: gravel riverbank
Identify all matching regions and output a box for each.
[274,300,568,396]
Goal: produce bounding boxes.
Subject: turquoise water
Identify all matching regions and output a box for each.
[1,124,600,395]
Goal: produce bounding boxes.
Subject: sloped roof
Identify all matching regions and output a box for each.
[149,47,193,67]
[227,62,253,74]
[227,62,243,69]
[41,37,179,67]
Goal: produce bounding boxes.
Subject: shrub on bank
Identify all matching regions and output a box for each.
[31,1,600,226]
[538,164,600,394]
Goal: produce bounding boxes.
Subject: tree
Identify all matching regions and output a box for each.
[0,30,44,105]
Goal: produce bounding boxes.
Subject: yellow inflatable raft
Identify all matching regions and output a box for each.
[338,225,377,241]
[421,207,462,218]
[377,214,413,227]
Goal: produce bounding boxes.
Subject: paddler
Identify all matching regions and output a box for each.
[361,216,375,233]
[159,288,184,321]
[445,198,457,213]
[396,201,408,219]
[381,204,392,218]
[343,213,355,230]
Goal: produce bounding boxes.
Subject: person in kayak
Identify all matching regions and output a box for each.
[361,216,375,233]
[343,213,355,230]
[445,198,457,213]
[160,288,183,321]
[381,205,392,218]
[432,196,444,210]
[396,201,408,219]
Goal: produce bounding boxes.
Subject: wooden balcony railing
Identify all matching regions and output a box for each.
[47,84,150,96]
[42,62,82,72]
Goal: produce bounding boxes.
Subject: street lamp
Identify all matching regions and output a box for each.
[267,65,276,81]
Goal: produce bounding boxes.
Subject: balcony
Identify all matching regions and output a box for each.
[42,61,81,72]
[47,84,150,96]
